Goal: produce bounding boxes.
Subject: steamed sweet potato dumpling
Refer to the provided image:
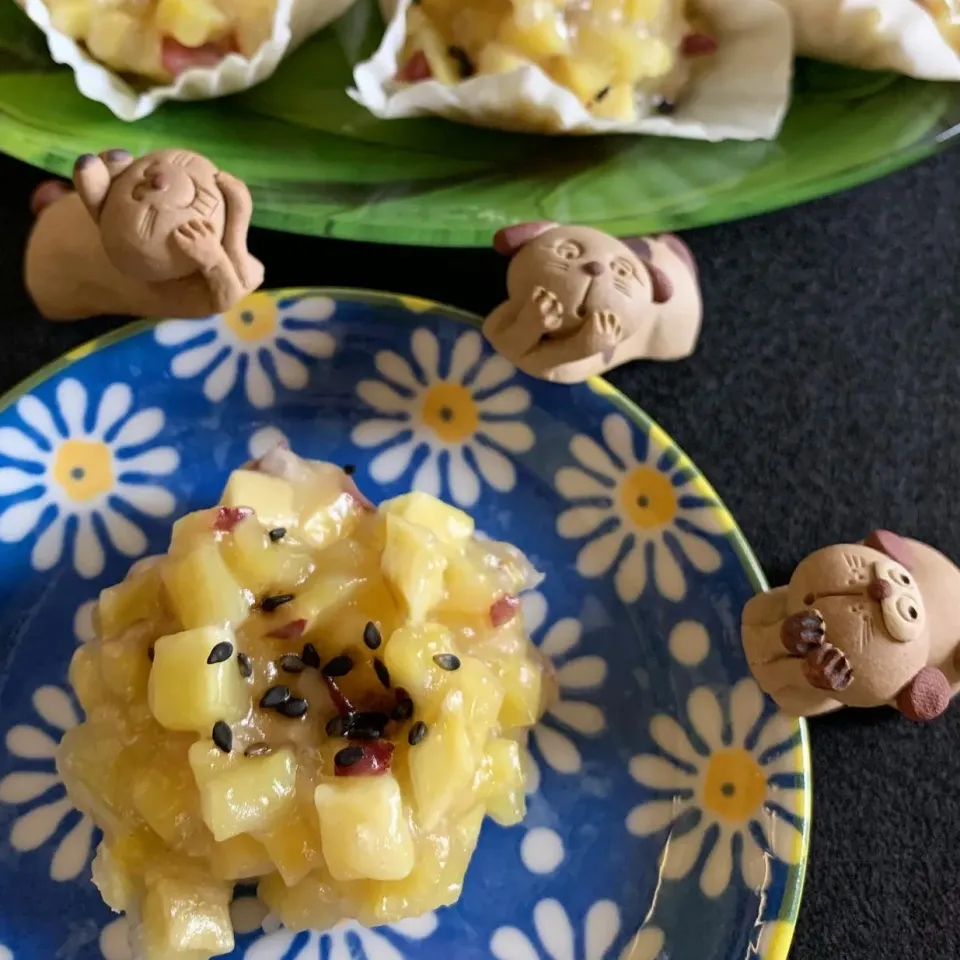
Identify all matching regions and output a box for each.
[915,0,960,48]
[42,0,281,82]
[58,447,548,959]
[395,0,718,121]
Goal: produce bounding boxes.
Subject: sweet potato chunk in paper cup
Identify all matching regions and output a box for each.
[352,0,794,141]
[773,0,960,79]
[21,0,357,121]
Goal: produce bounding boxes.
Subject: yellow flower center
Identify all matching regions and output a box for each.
[619,466,678,530]
[223,293,278,342]
[701,748,767,822]
[419,383,479,444]
[52,440,114,503]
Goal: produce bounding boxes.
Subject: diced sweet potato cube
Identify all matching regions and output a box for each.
[382,515,447,622]
[315,775,415,881]
[148,626,247,733]
[196,746,297,842]
[161,544,250,629]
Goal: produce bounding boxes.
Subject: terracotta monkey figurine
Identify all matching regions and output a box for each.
[481,222,702,384]
[24,148,264,321]
[742,530,960,722]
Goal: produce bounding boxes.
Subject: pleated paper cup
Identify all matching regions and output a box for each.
[773,0,960,79]
[352,0,794,141]
[22,0,358,122]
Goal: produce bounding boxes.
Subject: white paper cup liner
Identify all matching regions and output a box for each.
[352,0,794,142]
[773,0,960,79]
[22,0,358,122]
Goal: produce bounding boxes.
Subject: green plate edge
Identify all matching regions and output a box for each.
[0,3,948,249]
[0,287,813,955]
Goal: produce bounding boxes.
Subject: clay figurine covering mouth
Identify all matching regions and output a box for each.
[575,279,595,318]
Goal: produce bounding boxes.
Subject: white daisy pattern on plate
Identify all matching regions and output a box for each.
[621,924,666,960]
[249,426,290,460]
[556,414,733,603]
[491,899,620,960]
[0,378,178,579]
[521,592,606,794]
[0,686,94,882]
[244,910,439,959]
[155,292,336,410]
[627,678,805,899]
[99,917,132,960]
[351,329,534,507]
[73,599,96,644]
[0,946,11,960]
[520,826,566,876]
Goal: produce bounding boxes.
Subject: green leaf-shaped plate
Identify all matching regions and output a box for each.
[0,0,957,246]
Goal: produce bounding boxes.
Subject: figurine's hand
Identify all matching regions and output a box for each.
[216,171,253,221]
[532,286,564,331]
[780,609,825,656]
[802,642,853,692]
[591,310,622,350]
[173,219,224,270]
[574,310,622,364]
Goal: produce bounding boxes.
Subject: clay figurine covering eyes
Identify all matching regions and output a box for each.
[481,222,703,384]
[24,147,265,322]
[742,530,960,722]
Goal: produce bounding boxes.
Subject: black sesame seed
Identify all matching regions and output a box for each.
[347,725,381,741]
[277,697,308,718]
[147,645,155,662]
[207,641,234,664]
[448,44,474,78]
[408,721,428,746]
[261,594,295,612]
[260,685,291,709]
[433,653,461,671]
[321,654,354,678]
[595,85,611,102]
[346,711,389,740]
[245,741,272,758]
[342,464,357,476]
[326,715,348,737]
[279,654,305,674]
[237,652,253,679]
[212,720,233,753]
[392,697,414,722]
[655,97,676,116]
[335,746,364,767]
[374,657,391,689]
[268,527,287,541]
[363,621,382,650]
[301,642,321,669]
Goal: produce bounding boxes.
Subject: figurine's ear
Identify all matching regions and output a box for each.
[657,233,698,275]
[864,529,915,572]
[72,156,108,222]
[895,666,951,721]
[623,237,673,304]
[493,221,556,256]
[99,148,134,179]
[645,262,674,304]
[622,237,652,261]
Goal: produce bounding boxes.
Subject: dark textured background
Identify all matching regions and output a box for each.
[5,149,960,959]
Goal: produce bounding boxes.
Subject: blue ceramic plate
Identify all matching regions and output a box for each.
[0,290,809,960]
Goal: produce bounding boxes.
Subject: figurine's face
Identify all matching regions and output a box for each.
[100,150,227,282]
[507,225,655,336]
[787,544,930,706]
